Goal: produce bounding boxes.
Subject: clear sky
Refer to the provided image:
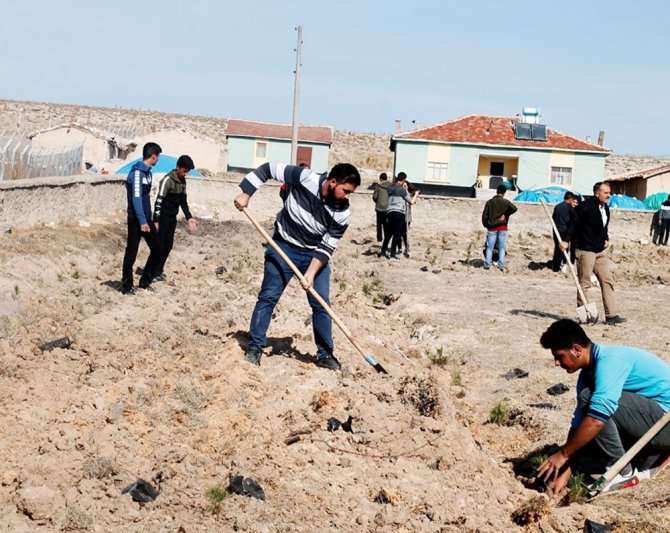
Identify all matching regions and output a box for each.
[1,0,668,155]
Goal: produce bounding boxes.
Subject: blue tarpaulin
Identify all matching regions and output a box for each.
[607,194,648,210]
[114,155,203,177]
[514,186,578,204]
[643,192,670,211]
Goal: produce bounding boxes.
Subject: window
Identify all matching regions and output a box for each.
[255,142,268,158]
[490,162,504,176]
[426,161,448,182]
[551,166,572,186]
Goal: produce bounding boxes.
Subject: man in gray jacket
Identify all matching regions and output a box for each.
[372,173,390,242]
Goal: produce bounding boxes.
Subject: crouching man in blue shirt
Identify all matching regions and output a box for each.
[537,319,670,496]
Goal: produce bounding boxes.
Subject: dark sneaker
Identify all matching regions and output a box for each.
[605,315,627,325]
[245,348,262,365]
[138,283,155,291]
[121,287,135,295]
[315,355,341,371]
[152,274,166,283]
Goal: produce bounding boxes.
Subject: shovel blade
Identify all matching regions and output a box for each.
[577,303,599,324]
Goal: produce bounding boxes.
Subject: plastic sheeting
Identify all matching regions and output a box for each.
[607,194,648,210]
[114,155,203,177]
[514,186,577,204]
[643,192,670,211]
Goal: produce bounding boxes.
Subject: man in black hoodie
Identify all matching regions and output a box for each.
[574,182,625,325]
[551,191,578,272]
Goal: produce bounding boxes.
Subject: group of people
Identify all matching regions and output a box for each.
[372,172,420,260]
[122,142,198,295]
[120,155,670,499]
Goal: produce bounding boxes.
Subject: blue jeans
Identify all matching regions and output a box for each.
[248,241,333,359]
[485,230,508,270]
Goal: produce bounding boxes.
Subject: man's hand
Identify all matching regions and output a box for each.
[188,218,198,234]
[154,221,159,231]
[537,449,569,484]
[547,464,573,499]
[234,193,250,211]
[604,240,609,249]
[301,272,315,291]
[559,241,569,251]
[141,223,150,233]
[499,214,506,222]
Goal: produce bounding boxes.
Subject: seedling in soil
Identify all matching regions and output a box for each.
[528,453,548,470]
[451,370,462,386]
[57,272,64,282]
[338,281,347,292]
[427,346,448,366]
[440,234,449,250]
[566,473,589,504]
[490,400,510,425]
[371,277,382,289]
[72,269,80,279]
[362,282,372,296]
[205,485,228,514]
[466,240,475,263]
[13,284,19,296]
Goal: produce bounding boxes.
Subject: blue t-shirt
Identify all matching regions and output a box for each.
[571,344,670,429]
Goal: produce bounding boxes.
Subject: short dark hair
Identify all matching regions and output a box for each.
[496,184,507,195]
[593,182,607,194]
[379,172,388,181]
[329,163,361,187]
[564,191,576,200]
[143,142,162,160]
[176,155,195,170]
[540,319,592,350]
[396,172,407,182]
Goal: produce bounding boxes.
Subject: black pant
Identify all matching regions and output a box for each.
[122,218,160,290]
[552,235,576,271]
[380,211,405,257]
[661,219,670,246]
[375,210,388,242]
[155,217,178,276]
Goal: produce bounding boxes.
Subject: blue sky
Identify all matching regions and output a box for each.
[1,0,668,155]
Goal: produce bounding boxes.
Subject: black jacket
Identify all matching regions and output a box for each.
[552,201,576,241]
[574,197,609,253]
[153,170,193,221]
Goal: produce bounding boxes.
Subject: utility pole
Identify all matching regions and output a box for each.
[290,25,303,165]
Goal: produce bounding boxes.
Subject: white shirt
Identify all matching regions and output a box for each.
[599,203,608,227]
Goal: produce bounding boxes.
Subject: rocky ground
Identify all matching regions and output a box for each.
[1,182,669,532]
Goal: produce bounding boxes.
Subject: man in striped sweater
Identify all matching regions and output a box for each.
[234,162,361,371]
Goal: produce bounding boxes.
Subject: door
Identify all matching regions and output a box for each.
[296,146,312,168]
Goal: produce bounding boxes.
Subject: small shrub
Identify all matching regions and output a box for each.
[440,234,449,250]
[57,273,64,282]
[338,280,347,292]
[528,453,548,470]
[72,269,80,280]
[205,485,228,514]
[567,472,589,504]
[490,400,509,425]
[451,370,462,386]
[362,282,372,296]
[13,285,19,296]
[427,346,448,366]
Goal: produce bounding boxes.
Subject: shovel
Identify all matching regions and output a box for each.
[539,199,599,324]
[241,207,389,375]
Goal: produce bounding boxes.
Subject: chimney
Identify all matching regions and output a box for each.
[411,120,420,130]
[395,119,402,134]
[597,130,605,146]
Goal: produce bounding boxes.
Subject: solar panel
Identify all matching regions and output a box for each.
[515,123,532,140]
[531,124,547,141]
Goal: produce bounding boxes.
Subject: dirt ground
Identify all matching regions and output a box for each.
[1,180,669,532]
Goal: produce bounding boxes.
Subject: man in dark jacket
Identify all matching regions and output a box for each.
[482,185,517,271]
[372,173,390,242]
[379,173,415,260]
[551,191,578,272]
[145,155,198,284]
[574,182,625,325]
[121,142,162,294]
[658,197,670,246]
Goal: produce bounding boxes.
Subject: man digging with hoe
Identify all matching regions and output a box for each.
[234,162,361,371]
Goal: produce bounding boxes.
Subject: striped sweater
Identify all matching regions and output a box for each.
[240,163,351,263]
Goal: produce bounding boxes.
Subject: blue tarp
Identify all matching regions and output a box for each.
[607,194,648,210]
[114,155,203,177]
[514,186,577,204]
[643,191,670,211]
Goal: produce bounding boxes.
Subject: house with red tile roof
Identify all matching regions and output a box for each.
[225,119,334,173]
[605,163,670,200]
[390,114,610,196]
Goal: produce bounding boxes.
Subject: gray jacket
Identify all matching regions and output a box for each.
[387,183,412,214]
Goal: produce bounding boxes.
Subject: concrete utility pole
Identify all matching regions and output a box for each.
[290,25,303,165]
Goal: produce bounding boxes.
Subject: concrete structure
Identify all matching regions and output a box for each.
[225,119,333,173]
[390,115,610,196]
[605,163,670,200]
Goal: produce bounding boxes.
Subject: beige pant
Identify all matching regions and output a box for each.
[576,249,617,317]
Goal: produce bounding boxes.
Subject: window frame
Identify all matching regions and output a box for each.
[550,166,573,186]
[425,161,449,183]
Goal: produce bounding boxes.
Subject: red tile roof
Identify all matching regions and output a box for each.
[606,163,670,182]
[226,119,333,145]
[393,115,609,153]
